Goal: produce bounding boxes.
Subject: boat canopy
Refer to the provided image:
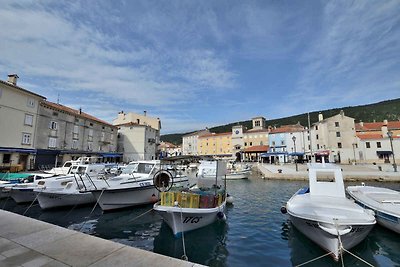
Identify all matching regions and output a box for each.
[260,152,288,157]
[376,151,393,155]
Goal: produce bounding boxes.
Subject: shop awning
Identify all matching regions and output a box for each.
[314,150,330,156]
[260,152,288,157]
[0,147,36,154]
[288,152,305,156]
[376,151,392,155]
[100,153,123,158]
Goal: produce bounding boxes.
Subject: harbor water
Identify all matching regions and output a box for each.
[1,173,400,267]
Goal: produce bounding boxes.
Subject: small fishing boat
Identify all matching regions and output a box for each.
[85,160,189,211]
[347,184,400,234]
[283,162,376,261]
[153,160,227,236]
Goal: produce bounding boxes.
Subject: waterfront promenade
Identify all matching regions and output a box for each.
[0,210,203,267]
[256,162,400,182]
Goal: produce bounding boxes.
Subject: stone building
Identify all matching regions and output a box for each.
[182,129,210,155]
[0,74,45,171]
[198,132,232,157]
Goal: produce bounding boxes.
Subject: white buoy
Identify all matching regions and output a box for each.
[226,194,234,205]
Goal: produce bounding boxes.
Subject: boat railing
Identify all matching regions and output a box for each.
[160,190,225,209]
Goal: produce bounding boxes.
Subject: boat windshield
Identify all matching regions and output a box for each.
[122,163,155,174]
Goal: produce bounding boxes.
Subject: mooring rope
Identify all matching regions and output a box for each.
[23,190,42,216]
[179,204,188,261]
[295,251,332,267]
[79,188,105,232]
[128,208,154,222]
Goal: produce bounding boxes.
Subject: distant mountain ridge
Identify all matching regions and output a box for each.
[161,98,400,145]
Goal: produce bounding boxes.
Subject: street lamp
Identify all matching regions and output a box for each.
[292,136,298,172]
[387,131,397,172]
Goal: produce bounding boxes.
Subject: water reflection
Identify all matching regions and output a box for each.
[154,220,228,266]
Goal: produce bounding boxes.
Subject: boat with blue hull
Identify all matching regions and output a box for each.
[347,184,400,234]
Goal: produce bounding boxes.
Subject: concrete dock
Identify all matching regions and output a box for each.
[255,162,400,182]
[0,210,204,267]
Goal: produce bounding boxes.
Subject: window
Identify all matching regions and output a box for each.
[22,133,31,145]
[260,141,263,145]
[377,142,381,148]
[281,140,284,145]
[88,142,93,151]
[338,142,342,148]
[73,125,79,134]
[366,142,370,148]
[255,121,260,127]
[88,129,93,137]
[335,122,339,127]
[72,140,79,149]
[48,137,57,148]
[244,142,247,146]
[27,98,35,108]
[336,132,341,137]
[24,114,33,126]
[2,154,11,164]
[49,121,58,130]
[272,141,276,146]
[250,142,253,146]
[315,126,318,130]
[317,144,320,149]
[316,134,319,140]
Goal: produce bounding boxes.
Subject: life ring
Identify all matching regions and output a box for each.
[153,170,173,192]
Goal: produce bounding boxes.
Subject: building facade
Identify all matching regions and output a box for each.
[114,112,161,162]
[310,111,357,163]
[35,101,119,168]
[182,129,210,155]
[198,132,232,157]
[356,120,400,164]
[0,74,45,171]
[158,141,182,158]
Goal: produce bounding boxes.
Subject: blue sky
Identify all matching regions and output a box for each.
[1,1,399,134]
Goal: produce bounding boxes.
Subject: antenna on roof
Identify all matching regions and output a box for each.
[57,93,60,104]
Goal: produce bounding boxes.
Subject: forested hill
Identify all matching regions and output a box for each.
[161,98,400,145]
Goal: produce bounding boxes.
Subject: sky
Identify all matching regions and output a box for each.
[1,1,400,134]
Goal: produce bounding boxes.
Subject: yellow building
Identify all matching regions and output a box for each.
[198,132,232,157]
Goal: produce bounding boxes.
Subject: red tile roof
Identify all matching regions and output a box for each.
[41,100,115,127]
[244,145,269,153]
[245,128,270,133]
[269,124,304,134]
[356,121,400,131]
[357,133,383,140]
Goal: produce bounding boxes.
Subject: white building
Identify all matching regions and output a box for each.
[310,111,357,163]
[182,129,209,155]
[0,74,45,171]
[356,120,400,165]
[158,141,181,158]
[114,111,161,162]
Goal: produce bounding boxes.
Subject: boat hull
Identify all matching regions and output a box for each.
[289,215,374,260]
[224,171,250,180]
[10,188,37,203]
[347,186,400,234]
[37,191,95,210]
[154,201,226,236]
[92,186,159,211]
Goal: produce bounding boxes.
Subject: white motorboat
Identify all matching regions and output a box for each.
[225,163,251,180]
[86,160,190,211]
[283,162,376,261]
[9,173,55,203]
[154,160,227,236]
[35,164,106,209]
[45,156,103,175]
[347,184,400,234]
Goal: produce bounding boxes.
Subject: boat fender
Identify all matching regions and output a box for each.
[217,211,226,221]
[226,194,234,205]
[280,206,287,214]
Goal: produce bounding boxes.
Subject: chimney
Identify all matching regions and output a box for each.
[359,121,364,127]
[7,74,19,85]
[144,111,147,116]
[318,112,323,121]
[79,108,82,114]
[340,110,344,117]
[383,119,388,125]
